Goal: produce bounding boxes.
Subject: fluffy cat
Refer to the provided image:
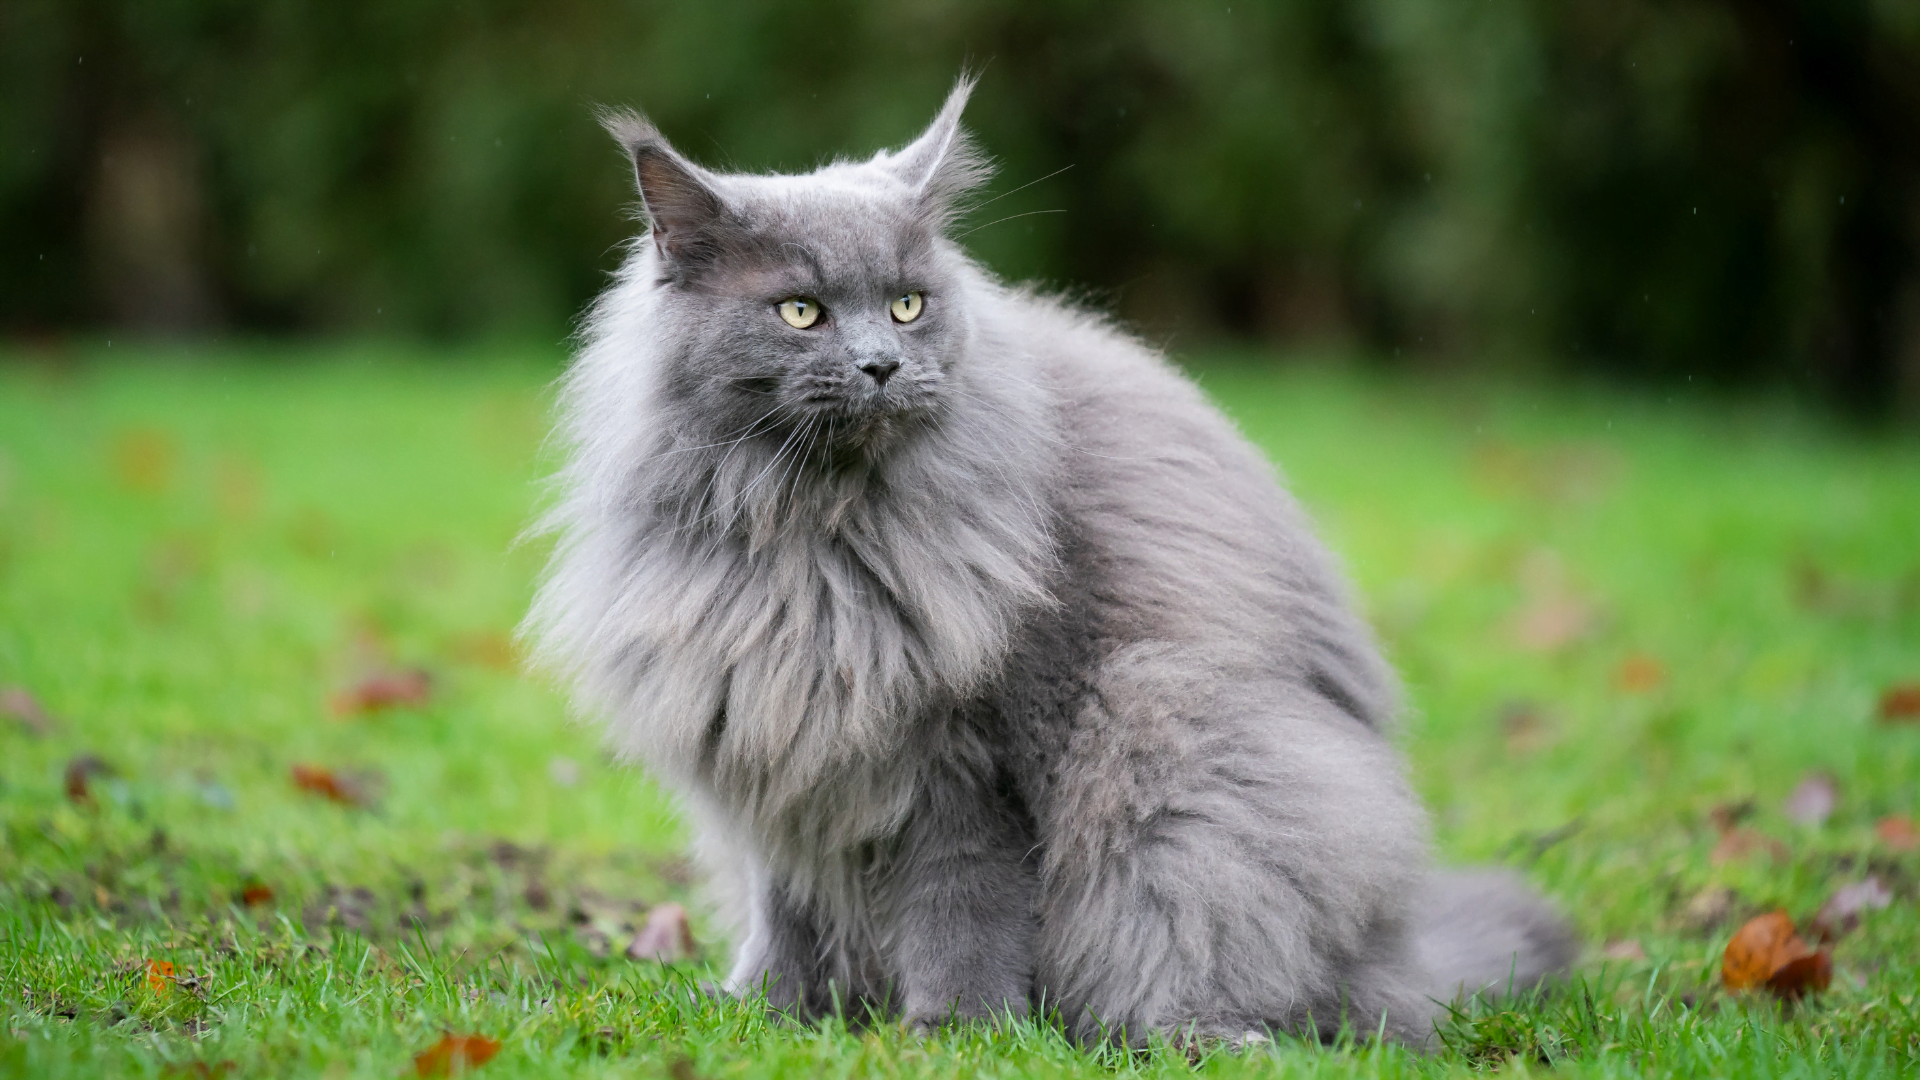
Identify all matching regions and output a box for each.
[525,77,1575,1047]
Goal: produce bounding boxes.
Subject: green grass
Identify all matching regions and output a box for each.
[2,342,1918,1078]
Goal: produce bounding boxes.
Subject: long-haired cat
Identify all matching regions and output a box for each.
[526,77,1574,1047]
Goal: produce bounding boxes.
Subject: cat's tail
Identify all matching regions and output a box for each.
[1411,869,1578,1003]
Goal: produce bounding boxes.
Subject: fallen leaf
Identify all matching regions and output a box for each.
[64,755,115,805]
[111,427,176,493]
[1878,683,1920,723]
[146,959,175,995]
[1874,815,1919,851]
[1810,877,1892,943]
[1603,939,1647,961]
[1498,701,1554,756]
[1782,772,1838,827]
[1711,827,1787,865]
[290,763,382,808]
[1722,910,1831,999]
[413,1033,500,1077]
[1683,885,1738,930]
[0,686,56,736]
[1616,654,1666,693]
[240,882,275,906]
[626,902,697,963]
[1510,596,1593,652]
[1707,799,1756,833]
[331,668,432,716]
[1767,949,1833,999]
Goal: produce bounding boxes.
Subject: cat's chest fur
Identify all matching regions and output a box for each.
[609,429,1059,872]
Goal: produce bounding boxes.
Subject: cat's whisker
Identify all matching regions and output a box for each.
[953,208,1065,239]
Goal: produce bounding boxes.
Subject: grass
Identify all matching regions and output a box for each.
[1,340,1918,1078]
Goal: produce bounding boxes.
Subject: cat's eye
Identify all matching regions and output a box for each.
[777,298,822,329]
[890,291,925,324]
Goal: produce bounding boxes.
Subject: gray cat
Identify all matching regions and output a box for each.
[525,77,1575,1048]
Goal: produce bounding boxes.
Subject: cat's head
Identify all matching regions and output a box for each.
[606,78,990,459]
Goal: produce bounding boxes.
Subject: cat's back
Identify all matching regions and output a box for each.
[979,287,1395,727]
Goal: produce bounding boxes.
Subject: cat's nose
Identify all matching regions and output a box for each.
[860,359,901,386]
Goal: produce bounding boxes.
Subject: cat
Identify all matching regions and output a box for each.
[524,76,1575,1048]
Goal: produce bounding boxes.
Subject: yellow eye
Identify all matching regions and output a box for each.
[890,291,924,323]
[777,298,821,329]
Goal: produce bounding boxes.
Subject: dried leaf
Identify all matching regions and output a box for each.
[146,959,175,995]
[1498,701,1554,756]
[330,668,432,716]
[626,902,697,963]
[1782,772,1838,827]
[1767,949,1833,999]
[0,686,56,736]
[1616,654,1666,693]
[64,754,115,805]
[1683,885,1738,930]
[1810,877,1892,943]
[290,763,382,808]
[1878,683,1920,723]
[413,1033,500,1077]
[1707,799,1755,833]
[1874,815,1919,851]
[240,882,275,907]
[1711,827,1787,865]
[1722,910,1830,999]
[1603,939,1647,961]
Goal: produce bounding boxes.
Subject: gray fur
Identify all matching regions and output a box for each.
[524,77,1575,1047]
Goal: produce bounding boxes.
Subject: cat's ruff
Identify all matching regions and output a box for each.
[525,77,1574,1047]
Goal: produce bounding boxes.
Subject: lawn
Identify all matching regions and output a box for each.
[2,341,1918,1078]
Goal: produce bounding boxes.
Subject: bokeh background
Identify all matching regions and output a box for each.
[6,0,1920,419]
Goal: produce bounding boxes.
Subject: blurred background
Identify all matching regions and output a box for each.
[5,0,1920,420]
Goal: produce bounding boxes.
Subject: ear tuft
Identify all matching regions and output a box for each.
[886,75,993,230]
[598,108,730,272]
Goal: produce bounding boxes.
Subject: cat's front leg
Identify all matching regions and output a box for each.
[889,760,1039,1030]
[725,870,830,1019]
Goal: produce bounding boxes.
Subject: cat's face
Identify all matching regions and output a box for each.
[612,83,987,461]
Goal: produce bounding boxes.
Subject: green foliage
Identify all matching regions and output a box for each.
[1,344,1919,1076]
[4,2,1920,414]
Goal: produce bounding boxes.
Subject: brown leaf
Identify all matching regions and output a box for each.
[240,882,275,907]
[1767,949,1833,999]
[1707,799,1756,833]
[1810,877,1892,943]
[1615,654,1666,693]
[413,1033,500,1077]
[330,668,432,716]
[1499,701,1554,756]
[1782,772,1838,827]
[625,902,697,963]
[290,763,382,808]
[1603,939,1647,961]
[1878,683,1920,723]
[146,959,175,996]
[1711,827,1787,865]
[0,686,56,736]
[1722,910,1830,999]
[1874,815,1919,851]
[64,754,115,805]
[1683,885,1738,930]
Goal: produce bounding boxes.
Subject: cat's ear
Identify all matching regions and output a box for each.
[886,75,992,228]
[601,110,731,273]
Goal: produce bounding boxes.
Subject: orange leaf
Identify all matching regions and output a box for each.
[146,959,175,995]
[1721,910,1830,1000]
[330,669,432,716]
[1878,683,1920,723]
[1615,653,1665,693]
[1875,815,1920,851]
[240,882,275,906]
[413,1033,500,1077]
[290,763,380,807]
